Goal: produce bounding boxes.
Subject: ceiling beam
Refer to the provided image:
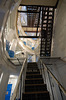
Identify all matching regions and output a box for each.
[19,4,55,8]
[19,36,40,38]
[18,10,39,13]
[55,0,59,8]
[24,31,40,33]
[36,7,41,36]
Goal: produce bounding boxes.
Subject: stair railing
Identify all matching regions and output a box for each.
[37,58,54,100]
[40,59,66,100]
[11,58,27,100]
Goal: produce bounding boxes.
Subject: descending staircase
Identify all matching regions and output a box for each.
[22,62,50,100]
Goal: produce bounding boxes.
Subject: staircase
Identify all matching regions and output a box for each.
[40,7,54,57]
[22,62,50,100]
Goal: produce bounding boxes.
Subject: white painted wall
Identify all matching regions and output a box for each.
[52,0,66,61]
[21,0,57,6]
[32,54,36,62]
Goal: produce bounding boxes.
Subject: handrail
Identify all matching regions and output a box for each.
[8,58,24,66]
[11,58,27,100]
[40,59,66,96]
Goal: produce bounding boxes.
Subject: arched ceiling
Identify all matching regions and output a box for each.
[21,0,58,7]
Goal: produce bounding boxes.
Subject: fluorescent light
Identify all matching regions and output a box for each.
[15,51,22,55]
[0,73,3,84]
[19,41,23,47]
[21,38,23,41]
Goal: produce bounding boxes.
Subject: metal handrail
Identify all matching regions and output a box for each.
[11,58,27,100]
[40,59,66,96]
[8,58,24,66]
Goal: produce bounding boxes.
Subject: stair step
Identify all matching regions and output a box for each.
[27,67,38,70]
[26,78,43,80]
[26,71,40,74]
[27,65,38,67]
[22,91,50,100]
[25,78,44,84]
[22,63,50,100]
[27,69,39,72]
[26,74,42,79]
[27,63,37,66]
[25,84,47,92]
[23,91,49,94]
[25,84,44,86]
[27,64,38,66]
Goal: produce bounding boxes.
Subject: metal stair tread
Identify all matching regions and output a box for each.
[26,74,41,76]
[23,91,49,94]
[25,83,45,86]
[26,78,43,80]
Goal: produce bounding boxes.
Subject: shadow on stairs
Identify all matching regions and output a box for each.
[22,62,50,100]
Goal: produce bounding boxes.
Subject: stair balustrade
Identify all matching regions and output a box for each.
[11,58,27,100]
[11,58,66,100]
[39,59,66,100]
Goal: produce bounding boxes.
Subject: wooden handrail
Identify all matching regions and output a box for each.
[40,59,66,96]
[11,58,27,100]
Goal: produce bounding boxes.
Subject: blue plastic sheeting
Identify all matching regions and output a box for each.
[32,47,34,50]
[32,38,37,40]
[5,84,12,100]
[18,30,20,34]
[25,32,27,34]
[6,40,10,52]
[8,50,14,58]
[23,41,26,45]
[36,56,38,62]
[6,40,15,58]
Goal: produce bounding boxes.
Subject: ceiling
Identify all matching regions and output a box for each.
[21,0,58,7]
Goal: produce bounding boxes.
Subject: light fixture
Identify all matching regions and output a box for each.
[15,51,22,55]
